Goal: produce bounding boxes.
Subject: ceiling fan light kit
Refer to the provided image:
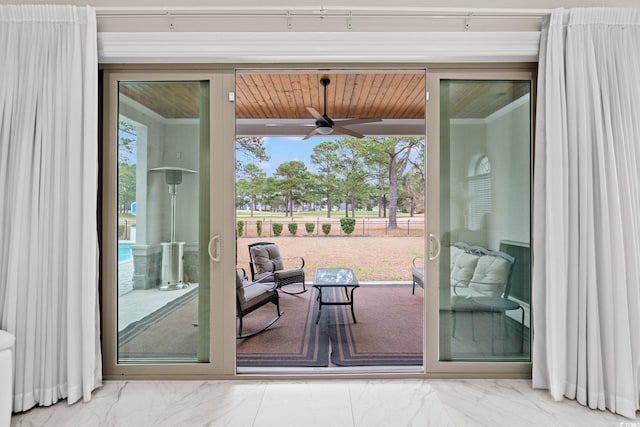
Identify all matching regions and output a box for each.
[315,126,334,135]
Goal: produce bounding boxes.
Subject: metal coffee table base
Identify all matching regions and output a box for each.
[312,268,360,325]
[314,285,358,324]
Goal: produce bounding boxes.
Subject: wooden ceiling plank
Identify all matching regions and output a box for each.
[342,73,357,119]
[396,74,426,119]
[370,73,404,119]
[249,74,280,120]
[333,73,347,118]
[371,74,400,118]
[236,75,262,119]
[270,74,294,119]
[288,74,305,119]
[350,74,374,119]
[299,74,314,118]
[400,74,426,118]
[367,74,395,118]
[121,71,527,125]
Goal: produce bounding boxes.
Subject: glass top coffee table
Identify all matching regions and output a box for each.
[313,268,360,324]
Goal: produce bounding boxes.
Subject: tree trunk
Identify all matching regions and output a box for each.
[388,157,399,228]
[326,195,332,218]
[345,194,349,217]
[351,194,356,218]
[289,191,294,217]
[382,194,387,218]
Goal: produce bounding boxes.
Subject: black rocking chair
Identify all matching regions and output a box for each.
[248,242,306,294]
[236,268,283,339]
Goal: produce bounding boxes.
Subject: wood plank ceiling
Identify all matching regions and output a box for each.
[119,72,529,124]
[235,72,425,120]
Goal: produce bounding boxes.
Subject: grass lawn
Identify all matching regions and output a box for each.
[237,236,425,282]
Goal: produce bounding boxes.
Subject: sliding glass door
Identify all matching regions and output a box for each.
[102,71,236,377]
[115,80,210,363]
[426,71,533,374]
[102,67,533,379]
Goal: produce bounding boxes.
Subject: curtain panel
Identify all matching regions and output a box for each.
[0,5,101,412]
[533,8,640,418]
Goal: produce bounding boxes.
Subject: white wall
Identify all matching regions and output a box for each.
[448,95,531,251]
[119,100,166,245]
[163,122,200,245]
[486,95,531,249]
[119,100,200,246]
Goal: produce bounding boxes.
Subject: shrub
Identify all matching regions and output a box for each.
[340,218,356,235]
[118,224,125,238]
[305,222,315,234]
[321,223,332,235]
[288,222,298,236]
[272,222,283,236]
[256,219,263,236]
[237,220,244,237]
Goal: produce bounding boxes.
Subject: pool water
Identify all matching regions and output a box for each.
[118,243,132,262]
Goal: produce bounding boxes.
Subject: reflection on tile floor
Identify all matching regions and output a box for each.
[10,379,632,426]
[118,283,198,331]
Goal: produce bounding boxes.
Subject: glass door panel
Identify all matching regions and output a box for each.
[437,79,531,363]
[116,81,210,364]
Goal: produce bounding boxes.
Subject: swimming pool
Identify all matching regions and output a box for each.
[118,243,133,262]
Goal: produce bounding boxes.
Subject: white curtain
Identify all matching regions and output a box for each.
[0,5,101,412]
[533,8,640,418]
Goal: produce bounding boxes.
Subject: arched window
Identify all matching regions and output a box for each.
[467,155,492,230]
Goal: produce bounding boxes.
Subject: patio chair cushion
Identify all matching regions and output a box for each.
[250,244,284,274]
[450,245,465,269]
[273,268,304,280]
[468,254,512,297]
[412,266,424,283]
[236,272,276,308]
[236,272,248,302]
[450,252,480,285]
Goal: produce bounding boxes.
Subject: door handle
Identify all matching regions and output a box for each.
[428,233,441,261]
[208,235,221,262]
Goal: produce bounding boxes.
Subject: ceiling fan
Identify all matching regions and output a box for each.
[303,77,381,140]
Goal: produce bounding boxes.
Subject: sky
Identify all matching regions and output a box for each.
[120,126,341,175]
[239,135,343,176]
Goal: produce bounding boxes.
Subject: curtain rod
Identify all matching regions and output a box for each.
[95,6,550,20]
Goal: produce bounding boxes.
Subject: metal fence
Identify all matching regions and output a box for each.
[236,217,425,238]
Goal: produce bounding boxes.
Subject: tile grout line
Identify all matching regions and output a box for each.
[251,382,268,427]
[348,381,357,427]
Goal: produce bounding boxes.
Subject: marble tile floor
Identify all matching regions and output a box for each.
[10,379,632,427]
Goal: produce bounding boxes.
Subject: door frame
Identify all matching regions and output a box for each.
[425,68,535,376]
[101,64,535,380]
[101,69,237,379]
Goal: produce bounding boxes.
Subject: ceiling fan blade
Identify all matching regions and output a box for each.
[333,125,365,139]
[266,123,315,127]
[333,117,382,126]
[306,107,326,122]
[302,128,320,140]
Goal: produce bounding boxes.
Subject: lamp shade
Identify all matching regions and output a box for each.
[149,166,197,184]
